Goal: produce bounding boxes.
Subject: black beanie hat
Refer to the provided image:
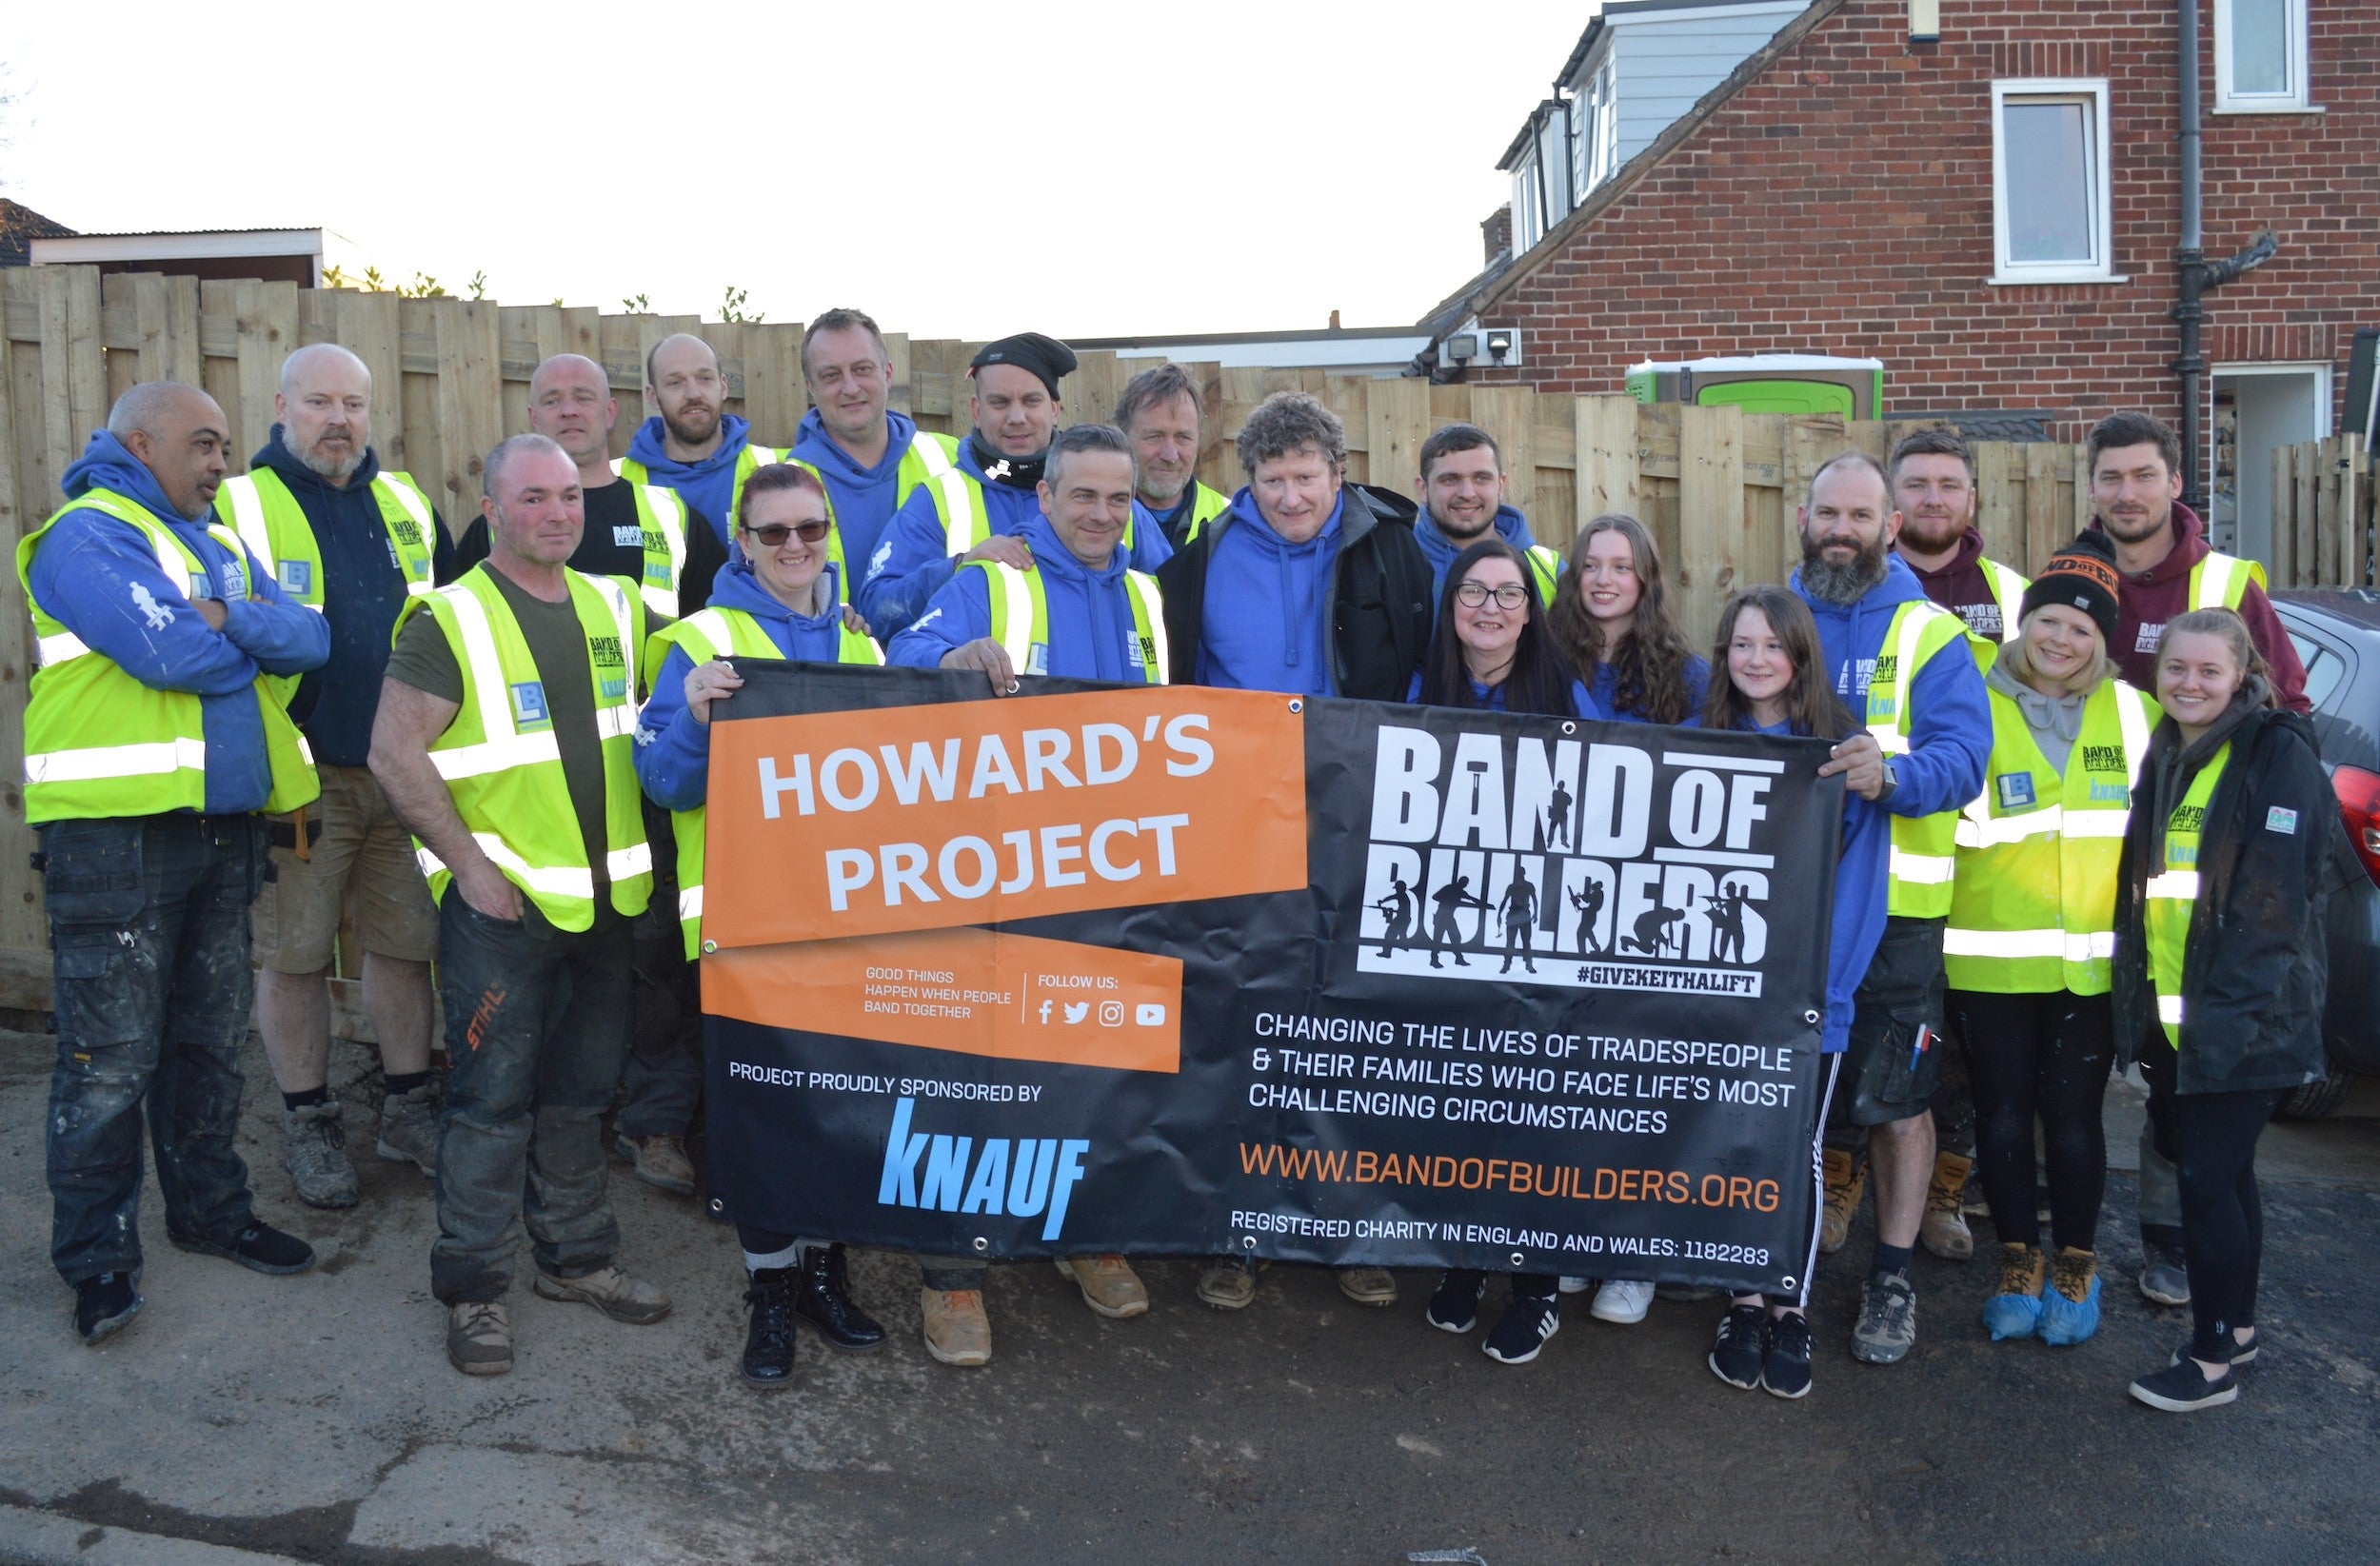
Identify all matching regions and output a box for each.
[2018,529,2121,643]
[970,332,1078,397]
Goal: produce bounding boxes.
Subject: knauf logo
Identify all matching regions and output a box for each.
[876,1097,1091,1240]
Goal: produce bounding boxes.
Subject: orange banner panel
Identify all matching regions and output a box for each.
[703,685,1307,948]
[704,927,1183,1074]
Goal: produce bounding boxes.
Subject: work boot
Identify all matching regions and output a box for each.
[532,1265,671,1324]
[614,1133,696,1197]
[1819,1148,1864,1255]
[1055,1255,1149,1318]
[1337,1267,1398,1306]
[283,1100,358,1209]
[446,1300,512,1376]
[2038,1247,2103,1346]
[1919,1151,1974,1260]
[741,1268,799,1389]
[921,1287,992,1366]
[1851,1272,1917,1364]
[1197,1258,1257,1311]
[74,1272,143,1345]
[1981,1242,2047,1341]
[796,1244,885,1351]
[375,1080,440,1176]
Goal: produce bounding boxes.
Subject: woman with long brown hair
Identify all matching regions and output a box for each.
[1548,513,1708,727]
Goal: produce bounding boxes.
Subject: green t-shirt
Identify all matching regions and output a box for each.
[387,567,660,911]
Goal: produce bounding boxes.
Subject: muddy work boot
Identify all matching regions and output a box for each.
[1919,1151,1974,1260]
[532,1265,672,1324]
[1055,1255,1150,1318]
[1819,1147,1865,1256]
[375,1080,440,1176]
[921,1287,992,1366]
[1336,1267,1398,1306]
[446,1300,512,1376]
[613,1133,697,1197]
[1981,1242,2047,1341]
[283,1099,358,1210]
[1197,1258,1258,1311]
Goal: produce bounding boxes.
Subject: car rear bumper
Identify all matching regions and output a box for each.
[2326,873,2380,1074]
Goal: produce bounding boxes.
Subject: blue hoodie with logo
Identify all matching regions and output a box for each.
[1195,488,1341,698]
[636,559,862,814]
[1414,503,1537,606]
[625,412,761,545]
[1744,718,1889,1054]
[790,406,925,583]
[885,512,1155,685]
[30,432,330,814]
[859,438,1173,638]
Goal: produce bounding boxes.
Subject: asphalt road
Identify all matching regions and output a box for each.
[2,1026,2375,1566]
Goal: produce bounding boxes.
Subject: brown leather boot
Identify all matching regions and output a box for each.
[1819,1147,1865,1255]
[1920,1151,1975,1260]
[921,1287,992,1366]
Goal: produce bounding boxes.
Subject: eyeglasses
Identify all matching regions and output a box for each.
[1454,581,1531,610]
[743,520,830,546]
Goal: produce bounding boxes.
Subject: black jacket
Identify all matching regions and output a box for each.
[2111,700,2348,1094]
[1155,484,1433,702]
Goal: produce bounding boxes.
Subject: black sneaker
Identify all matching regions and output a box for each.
[741,1268,799,1390]
[1426,1269,1488,1335]
[795,1243,886,1352]
[1481,1293,1558,1364]
[169,1221,315,1276]
[1761,1310,1814,1398]
[74,1272,143,1344]
[2129,1358,2237,1413]
[1709,1304,1768,1389]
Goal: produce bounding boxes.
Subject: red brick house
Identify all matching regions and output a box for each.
[1424,0,2378,564]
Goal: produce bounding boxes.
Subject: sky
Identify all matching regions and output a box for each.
[2,1,1592,339]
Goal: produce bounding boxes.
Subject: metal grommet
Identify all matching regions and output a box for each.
[971,1236,990,1253]
[1510,1251,1526,1269]
[702,939,719,955]
[1780,1276,1798,1292]
[1004,680,1021,695]
[1802,1009,1822,1026]
[706,1198,724,1215]
[1561,721,1576,735]
[1287,699,1303,713]
[1242,1235,1259,1251]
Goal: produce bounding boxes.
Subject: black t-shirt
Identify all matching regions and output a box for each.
[455,479,724,615]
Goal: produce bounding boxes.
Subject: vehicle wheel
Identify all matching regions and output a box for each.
[2274,1065,2354,1122]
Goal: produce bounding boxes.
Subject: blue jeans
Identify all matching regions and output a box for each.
[42,813,268,1285]
[430,892,634,1304]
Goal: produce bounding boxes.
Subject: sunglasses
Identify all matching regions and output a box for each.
[1454,581,1531,609]
[743,520,831,546]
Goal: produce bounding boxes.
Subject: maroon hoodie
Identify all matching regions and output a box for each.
[2086,502,2310,712]
[1901,528,2010,641]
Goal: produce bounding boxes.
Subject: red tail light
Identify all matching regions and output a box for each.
[2333,765,2380,885]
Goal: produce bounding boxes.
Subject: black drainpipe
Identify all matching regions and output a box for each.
[2173,0,2277,515]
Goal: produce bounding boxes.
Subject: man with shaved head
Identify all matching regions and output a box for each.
[458,352,728,1197]
[212,343,458,1211]
[23,381,331,1343]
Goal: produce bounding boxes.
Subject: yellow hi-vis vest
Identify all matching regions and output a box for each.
[1525,545,1563,607]
[1865,599,1973,918]
[598,477,694,618]
[1943,676,2156,994]
[17,489,319,823]
[616,443,851,586]
[1169,481,1239,545]
[645,606,883,958]
[2146,740,2231,1043]
[965,559,1168,684]
[396,566,651,930]
[2188,550,2265,611]
[927,446,1141,559]
[1978,557,2030,644]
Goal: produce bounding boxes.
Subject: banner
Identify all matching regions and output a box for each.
[703,664,1843,1296]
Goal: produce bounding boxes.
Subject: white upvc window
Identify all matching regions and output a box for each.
[1511,159,1542,253]
[1989,78,2121,286]
[2215,0,2312,111]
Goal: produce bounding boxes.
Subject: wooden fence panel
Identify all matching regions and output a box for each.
[0,323,32,955]
[1366,379,1433,505]
[1675,403,1750,639]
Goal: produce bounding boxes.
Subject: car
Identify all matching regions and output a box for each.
[2270,589,2380,1119]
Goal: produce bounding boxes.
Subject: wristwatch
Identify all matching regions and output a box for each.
[1874,759,1899,804]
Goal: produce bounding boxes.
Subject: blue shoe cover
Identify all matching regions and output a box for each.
[1982,1291,2044,1341]
[2038,1274,2103,1345]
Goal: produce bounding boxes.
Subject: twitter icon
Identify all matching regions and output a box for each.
[1063,1001,1089,1024]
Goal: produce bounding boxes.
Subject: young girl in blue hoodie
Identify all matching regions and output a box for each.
[1697,585,1890,1400]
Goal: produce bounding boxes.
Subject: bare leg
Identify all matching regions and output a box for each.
[256,967,332,1095]
[361,953,434,1076]
[1868,1110,1935,1250]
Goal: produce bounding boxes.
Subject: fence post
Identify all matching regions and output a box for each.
[1676,403,1748,643]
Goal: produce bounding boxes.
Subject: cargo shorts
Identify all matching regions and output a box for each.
[252,763,440,973]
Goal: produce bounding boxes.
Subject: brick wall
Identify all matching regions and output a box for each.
[1463,0,2379,443]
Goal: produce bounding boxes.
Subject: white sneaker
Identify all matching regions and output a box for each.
[1557,1276,1593,1295]
[1590,1278,1654,1323]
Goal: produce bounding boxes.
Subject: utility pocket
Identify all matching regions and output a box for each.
[36,823,147,927]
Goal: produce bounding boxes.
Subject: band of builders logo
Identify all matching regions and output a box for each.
[1358,723,1788,997]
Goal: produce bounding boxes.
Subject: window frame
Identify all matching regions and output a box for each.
[1988,77,2122,287]
[2214,0,2312,113]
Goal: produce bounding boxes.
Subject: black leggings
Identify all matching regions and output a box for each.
[2141,1046,2283,1361]
[1946,988,2114,1253]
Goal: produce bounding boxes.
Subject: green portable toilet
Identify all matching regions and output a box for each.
[1625,355,1885,419]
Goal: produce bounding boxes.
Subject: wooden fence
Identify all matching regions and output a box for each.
[3,263,2367,1009]
[2269,433,2372,590]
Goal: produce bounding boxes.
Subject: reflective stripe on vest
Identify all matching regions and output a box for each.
[1525,545,1562,607]
[652,604,883,958]
[909,431,986,556]
[971,561,1167,685]
[1175,482,1238,545]
[2188,551,2266,612]
[631,483,689,618]
[215,468,437,612]
[1943,677,2155,994]
[2146,741,2231,1043]
[1980,557,2029,644]
[1863,599,1969,917]
[618,446,850,584]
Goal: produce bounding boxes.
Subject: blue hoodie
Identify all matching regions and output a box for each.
[1195,488,1341,698]
[1414,503,1537,605]
[1744,718,1889,1054]
[885,512,1155,684]
[31,432,329,815]
[1585,656,1712,725]
[636,559,860,814]
[1404,669,1600,718]
[790,406,925,582]
[1792,553,1990,824]
[859,437,1174,637]
[625,412,760,545]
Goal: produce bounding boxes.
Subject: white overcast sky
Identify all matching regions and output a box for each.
[4,1,1593,339]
